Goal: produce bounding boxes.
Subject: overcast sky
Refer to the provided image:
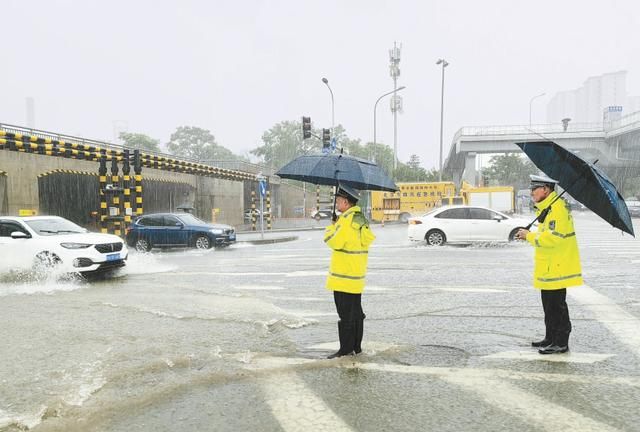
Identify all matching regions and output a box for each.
[2,0,639,169]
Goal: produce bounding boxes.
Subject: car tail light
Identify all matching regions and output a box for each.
[408,220,422,225]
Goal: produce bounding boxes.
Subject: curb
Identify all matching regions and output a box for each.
[236,226,326,234]
[238,235,299,245]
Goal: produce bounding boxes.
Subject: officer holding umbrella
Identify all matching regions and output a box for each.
[515,174,583,354]
[323,183,376,358]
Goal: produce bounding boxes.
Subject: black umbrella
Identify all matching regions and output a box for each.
[517,141,634,236]
[275,152,398,192]
[276,152,398,220]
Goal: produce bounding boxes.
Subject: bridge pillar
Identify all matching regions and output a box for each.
[462,152,477,186]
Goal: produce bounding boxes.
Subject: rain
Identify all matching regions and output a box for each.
[1,1,640,431]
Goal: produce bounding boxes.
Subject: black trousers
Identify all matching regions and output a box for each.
[333,291,365,354]
[541,289,572,346]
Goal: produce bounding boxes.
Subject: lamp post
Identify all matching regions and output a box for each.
[321,78,335,134]
[373,86,407,162]
[436,58,449,182]
[529,92,545,127]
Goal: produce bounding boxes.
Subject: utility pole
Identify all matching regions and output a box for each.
[389,42,402,171]
[436,58,449,181]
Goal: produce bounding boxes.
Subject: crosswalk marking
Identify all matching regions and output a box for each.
[442,372,621,432]
[261,372,353,432]
[251,357,635,432]
[570,285,640,358]
[482,350,613,363]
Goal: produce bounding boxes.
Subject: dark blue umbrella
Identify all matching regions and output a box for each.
[517,141,634,236]
[275,152,398,192]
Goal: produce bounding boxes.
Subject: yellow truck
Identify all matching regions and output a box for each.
[371,181,456,222]
[460,182,515,213]
[371,181,515,222]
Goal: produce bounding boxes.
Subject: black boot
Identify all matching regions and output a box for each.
[538,345,569,354]
[531,338,552,348]
[327,321,354,359]
[354,313,365,354]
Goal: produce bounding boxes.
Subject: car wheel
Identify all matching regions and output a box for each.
[135,238,152,252]
[33,251,61,272]
[509,228,524,242]
[314,214,321,221]
[194,235,211,250]
[425,229,446,246]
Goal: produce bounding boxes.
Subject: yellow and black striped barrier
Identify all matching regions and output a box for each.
[1,129,255,182]
[99,156,109,233]
[266,190,272,230]
[110,158,122,237]
[251,190,257,231]
[122,150,132,226]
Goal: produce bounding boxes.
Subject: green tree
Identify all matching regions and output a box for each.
[167,126,240,161]
[252,120,322,169]
[118,132,161,152]
[393,155,440,182]
[483,153,538,190]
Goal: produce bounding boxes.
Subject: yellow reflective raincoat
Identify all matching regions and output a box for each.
[324,205,376,294]
[525,191,583,290]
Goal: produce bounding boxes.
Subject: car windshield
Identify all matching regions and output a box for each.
[25,218,86,235]
[421,209,439,217]
[177,214,207,225]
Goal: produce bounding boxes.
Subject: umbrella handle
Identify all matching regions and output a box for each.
[524,190,568,230]
[332,185,338,222]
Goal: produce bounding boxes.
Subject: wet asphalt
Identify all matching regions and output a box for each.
[1,212,639,431]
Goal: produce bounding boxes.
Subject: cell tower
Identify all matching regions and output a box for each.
[389,42,402,170]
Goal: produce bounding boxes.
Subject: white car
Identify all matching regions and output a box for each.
[0,216,128,276]
[407,205,532,246]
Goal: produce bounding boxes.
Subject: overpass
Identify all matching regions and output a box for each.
[444,110,640,187]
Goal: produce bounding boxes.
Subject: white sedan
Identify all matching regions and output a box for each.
[0,216,128,276]
[407,206,532,246]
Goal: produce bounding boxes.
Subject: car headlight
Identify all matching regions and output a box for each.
[209,229,224,235]
[61,242,92,249]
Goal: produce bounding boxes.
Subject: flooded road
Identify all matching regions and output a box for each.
[1,213,640,431]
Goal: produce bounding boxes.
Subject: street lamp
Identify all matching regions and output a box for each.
[321,77,335,133]
[373,86,407,161]
[436,58,449,182]
[529,92,546,127]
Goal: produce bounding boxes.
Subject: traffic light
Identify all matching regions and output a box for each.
[302,116,311,139]
[322,129,331,149]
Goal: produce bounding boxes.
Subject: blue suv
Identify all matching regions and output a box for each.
[126,213,236,252]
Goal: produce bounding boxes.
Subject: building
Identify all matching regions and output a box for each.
[546,71,629,124]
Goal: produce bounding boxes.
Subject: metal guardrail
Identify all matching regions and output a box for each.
[452,123,605,143]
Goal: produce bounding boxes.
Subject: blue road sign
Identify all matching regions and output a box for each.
[259,180,267,197]
[330,137,337,151]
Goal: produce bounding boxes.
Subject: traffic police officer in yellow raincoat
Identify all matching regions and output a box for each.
[324,184,376,358]
[516,174,583,354]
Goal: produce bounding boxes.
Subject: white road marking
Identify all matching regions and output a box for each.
[250,357,634,432]
[570,285,640,358]
[285,270,327,277]
[442,372,621,432]
[234,285,286,290]
[305,341,397,353]
[260,371,353,432]
[437,287,508,293]
[482,350,614,363]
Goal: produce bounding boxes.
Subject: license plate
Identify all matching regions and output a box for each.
[106,253,120,261]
